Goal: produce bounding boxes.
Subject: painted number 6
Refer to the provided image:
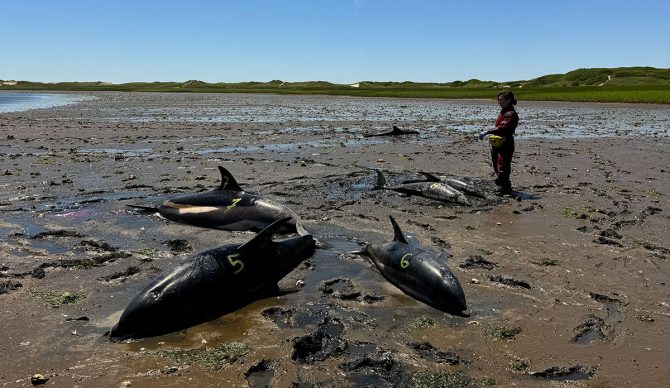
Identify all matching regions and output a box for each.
[227,253,245,275]
[400,253,412,269]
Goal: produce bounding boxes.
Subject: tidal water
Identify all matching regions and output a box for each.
[0,92,93,113]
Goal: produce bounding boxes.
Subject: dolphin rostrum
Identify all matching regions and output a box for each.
[363,125,419,137]
[373,170,471,206]
[128,166,306,234]
[358,216,468,317]
[109,217,316,340]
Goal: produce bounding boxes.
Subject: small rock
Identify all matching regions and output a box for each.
[31,374,48,385]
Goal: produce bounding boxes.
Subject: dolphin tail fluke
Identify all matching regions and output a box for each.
[126,204,158,213]
[217,166,243,191]
[388,215,409,244]
[295,220,326,249]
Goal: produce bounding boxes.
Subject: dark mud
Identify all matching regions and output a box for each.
[1,92,669,387]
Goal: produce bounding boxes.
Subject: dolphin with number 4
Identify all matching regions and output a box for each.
[109,217,315,340]
[373,169,472,206]
[356,216,468,317]
[402,172,489,199]
[128,166,306,234]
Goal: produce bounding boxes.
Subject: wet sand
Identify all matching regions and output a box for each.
[1,92,669,387]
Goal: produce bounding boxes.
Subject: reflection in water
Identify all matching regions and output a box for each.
[0,92,94,113]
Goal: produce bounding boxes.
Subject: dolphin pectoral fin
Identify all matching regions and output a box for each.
[238,217,293,251]
[217,166,244,192]
[388,216,409,245]
[126,204,158,213]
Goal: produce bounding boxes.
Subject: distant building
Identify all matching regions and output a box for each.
[1,80,18,85]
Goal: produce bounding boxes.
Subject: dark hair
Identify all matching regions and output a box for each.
[497,91,517,106]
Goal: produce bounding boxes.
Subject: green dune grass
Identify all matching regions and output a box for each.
[2,67,669,104]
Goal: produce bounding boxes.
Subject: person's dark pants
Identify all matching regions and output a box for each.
[491,142,514,192]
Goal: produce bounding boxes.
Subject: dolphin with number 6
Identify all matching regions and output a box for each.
[109,217,315,340]
[128,166,306,234]
[357,216,468,317]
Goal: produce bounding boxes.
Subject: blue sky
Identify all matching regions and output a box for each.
[1,1,668,83]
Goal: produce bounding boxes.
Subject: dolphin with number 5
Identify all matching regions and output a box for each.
[357,216,468,317]
[128,166,306,234]
[109,217,316,340]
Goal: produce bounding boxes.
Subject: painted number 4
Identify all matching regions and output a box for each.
[227,253,245,275]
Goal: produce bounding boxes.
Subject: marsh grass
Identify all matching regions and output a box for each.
[484,325,522,341]
[3,77,669,104]
[412,370,472,388]
[28,289,85,308]
[150,342,250,370]
[410,316,436,329]
[412,370,496,388]
[561,208,588,219]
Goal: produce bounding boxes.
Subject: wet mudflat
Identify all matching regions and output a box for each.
[0,92,669,387]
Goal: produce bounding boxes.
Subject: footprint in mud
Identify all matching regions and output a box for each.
[460,255,497,270]
[163,239,192,252]
[28,229,86,239]
[571,314,611,344]
[0,279,22,295]
[407,341,467,365]
[581,292,625,344]
[530,365,596,381]
[319,278,385,303]
[339,341,408,387]
[244,359,276,388]
[292,317,347,363]
[99,266,141,282]
[642,242,670,260]
[261,306,296,328]
[488,275,531,289]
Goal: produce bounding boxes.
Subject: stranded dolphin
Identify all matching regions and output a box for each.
[358,216,468,317]
[363,125,419,137]
[373,170,471,206]
[402,172,488,199]
[128,166,306,234]
[109,217,316,340]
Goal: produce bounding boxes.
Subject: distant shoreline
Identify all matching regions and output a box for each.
[2,89,669,109]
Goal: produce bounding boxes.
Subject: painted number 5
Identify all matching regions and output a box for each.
[400,253,412,269]
[227,253,244,275]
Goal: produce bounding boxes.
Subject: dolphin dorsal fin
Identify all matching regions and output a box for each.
[238,217,292,251]
[374,169,387,189]
[217,166,243,191]
[418,171,441,182]
[392,126,402,134]
[388,216,409,244]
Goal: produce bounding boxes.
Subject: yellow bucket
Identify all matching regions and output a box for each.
[488,135,505,148]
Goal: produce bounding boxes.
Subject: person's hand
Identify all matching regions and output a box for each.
[478,131,488,140]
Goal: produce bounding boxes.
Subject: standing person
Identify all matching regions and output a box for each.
[479,91,519,194]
